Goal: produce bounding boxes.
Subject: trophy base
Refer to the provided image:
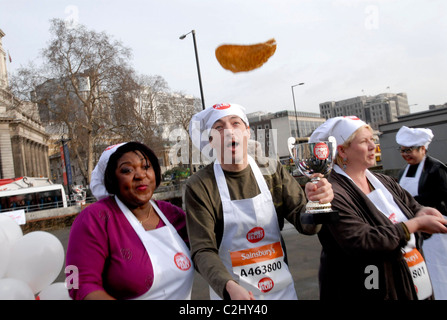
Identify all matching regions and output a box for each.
[305,200,332,212]
[301,210,339,224]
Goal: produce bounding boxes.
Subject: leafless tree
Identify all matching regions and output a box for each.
[160,92,202,173]
[10,19,138,184]
[112,74,170,154]
[10,18,203,184]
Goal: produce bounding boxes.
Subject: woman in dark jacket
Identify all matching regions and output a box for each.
[309,117,447,300]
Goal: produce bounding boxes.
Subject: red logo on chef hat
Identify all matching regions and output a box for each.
[258,277,274,293]
[174,252,192,271]
[213,103,231,110]
[313,142,330,160]
[104,144,121,151]
[246,227,265,243]
[344,116,361,121]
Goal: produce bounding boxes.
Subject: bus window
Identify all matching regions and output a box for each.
[0,184,67,213]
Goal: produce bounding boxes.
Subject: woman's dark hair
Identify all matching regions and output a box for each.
[103,142,161,196]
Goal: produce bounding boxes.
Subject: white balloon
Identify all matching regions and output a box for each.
[0,215,22,279]
[38,282,71,300]
[6,231,65,294]
[0,214,23,246]
[0,229,10,278]
[0,278,35,300]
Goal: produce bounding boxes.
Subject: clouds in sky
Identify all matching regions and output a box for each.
[1,0,446,114]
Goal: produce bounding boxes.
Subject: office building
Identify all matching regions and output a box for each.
[320,92,410,129]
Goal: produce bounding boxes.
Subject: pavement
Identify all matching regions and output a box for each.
[51,221,322,300]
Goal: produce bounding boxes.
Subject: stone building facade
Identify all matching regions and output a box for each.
[0,29,50,179]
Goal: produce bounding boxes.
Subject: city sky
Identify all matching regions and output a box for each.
[1,0,446,115]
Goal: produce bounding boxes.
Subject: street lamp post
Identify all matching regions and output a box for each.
[291,82,305,139]
[179,30,206,110]
[58,136,72,196]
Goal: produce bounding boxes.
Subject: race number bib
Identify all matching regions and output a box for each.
[404,248,432,300]
[230,242,290,294]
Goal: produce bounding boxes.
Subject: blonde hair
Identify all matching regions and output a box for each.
[335,124,373,167]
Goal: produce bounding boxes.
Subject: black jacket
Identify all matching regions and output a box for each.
[399,156,447,216]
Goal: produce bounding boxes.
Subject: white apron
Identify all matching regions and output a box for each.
[399,157,425,197]
[117,197,194,300]
[335,166,433,300]
[210,156,297,300]
[399,158,447,300]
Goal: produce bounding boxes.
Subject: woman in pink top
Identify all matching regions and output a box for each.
[66,142,194,300]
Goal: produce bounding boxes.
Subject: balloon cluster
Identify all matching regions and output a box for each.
[0,215,71,300]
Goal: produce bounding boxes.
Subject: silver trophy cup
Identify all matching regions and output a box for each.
[291,138,339,223]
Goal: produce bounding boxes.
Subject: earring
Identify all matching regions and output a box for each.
[343,158,348,170]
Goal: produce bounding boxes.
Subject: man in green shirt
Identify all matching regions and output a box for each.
[185,103,333,300]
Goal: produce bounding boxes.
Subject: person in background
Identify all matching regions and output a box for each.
[66,142,194,300]
[396,126,447,299]
[185,103,333,300]
[310,116,447,300]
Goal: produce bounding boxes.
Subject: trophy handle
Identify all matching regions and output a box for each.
[328,136,337,159]
[287,137,296,158]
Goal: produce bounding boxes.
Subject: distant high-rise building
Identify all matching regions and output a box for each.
[319,93,410,129]
[247,110,325,161]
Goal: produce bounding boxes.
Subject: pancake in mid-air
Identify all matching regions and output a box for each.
[215,38,277,73]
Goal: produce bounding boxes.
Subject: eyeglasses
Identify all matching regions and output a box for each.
[398,146,420,154]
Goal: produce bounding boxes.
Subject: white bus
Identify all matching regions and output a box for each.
[0,184,68,213]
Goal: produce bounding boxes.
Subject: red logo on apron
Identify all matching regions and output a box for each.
[388,213,397,224]
[246,227,265,243]
[258,277,274,293]
[213,103,231,110]
[313,142,330,160]
[174,252,191,271]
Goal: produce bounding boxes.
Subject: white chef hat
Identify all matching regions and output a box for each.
[90,142,127,200]
[189,103,249,153]
[309,116,367,151]
[396,126,433,148]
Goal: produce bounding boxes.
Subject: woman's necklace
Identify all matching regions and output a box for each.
[138,206,153,225]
